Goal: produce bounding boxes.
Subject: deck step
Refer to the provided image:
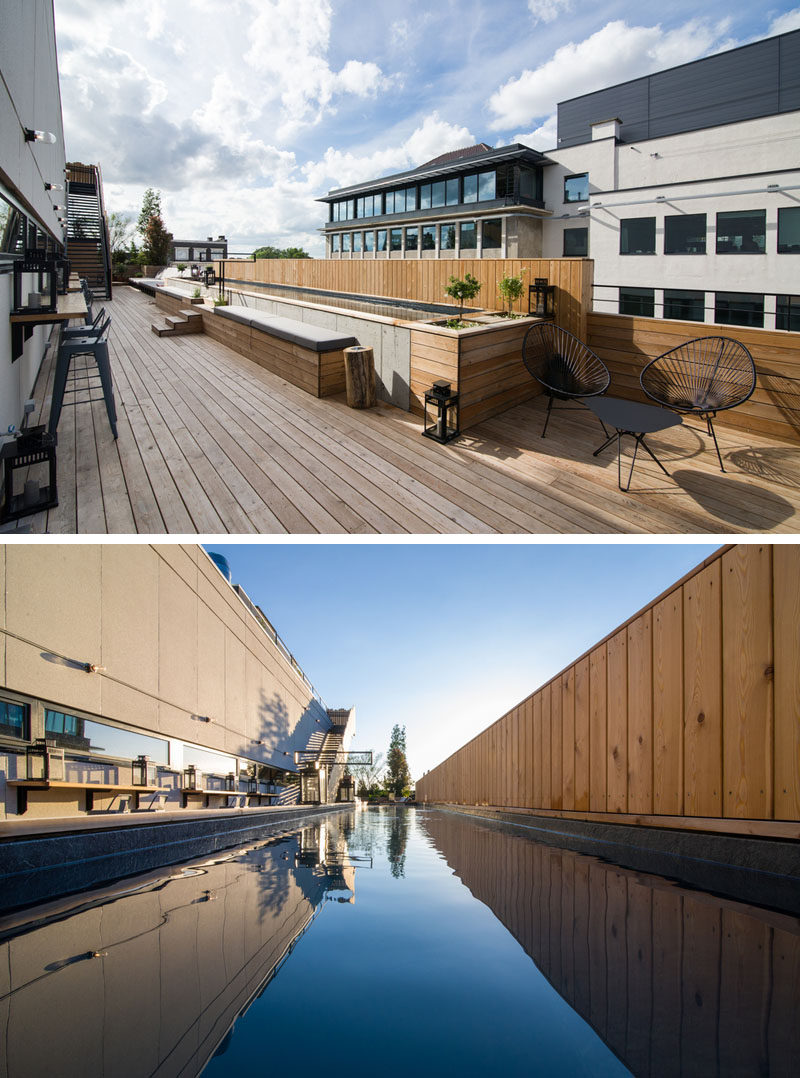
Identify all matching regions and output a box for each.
[151,309,204,337]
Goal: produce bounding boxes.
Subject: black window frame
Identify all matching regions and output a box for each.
[421,225,436,251]
[0,696,29,740]
[664,213,707,255]
[459,221,477,250]
[620,217,656,255]
[564,173,589,204]
[619,287,655,317]
[716,209,766,254]
[563,227,588,257]
[777,207,800,254]
[714,291,764,328]
[663,289,705,322]
[481,218,502,250]
[776,295,800,331]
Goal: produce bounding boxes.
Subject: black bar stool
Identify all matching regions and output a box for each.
[48,317,118,439]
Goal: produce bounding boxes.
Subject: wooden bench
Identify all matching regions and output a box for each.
[208,305,358,398]
[8,779,166,814]
[179,786,273,809]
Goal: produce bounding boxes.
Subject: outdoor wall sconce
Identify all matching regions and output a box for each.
[25,737,66,782]
[133,754,157,786]
[83,662,105,674]
[13,251,57,315]
[183,764,200,790]
[528,278,555,318]
[45,182,64,191]
[423,381,460,444]
[0,427,58,525]
[25,129,56,143]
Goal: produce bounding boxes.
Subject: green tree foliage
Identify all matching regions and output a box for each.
[385,725,410,797]
[444,272,481,317]
[498,268,526,314]
[143,214,173,266]
[253,245,311,259]
[108,211,134,258]
[137,188,162,237]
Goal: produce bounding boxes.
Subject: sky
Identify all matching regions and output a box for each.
[205,542,720,781]
[53,1,800,256]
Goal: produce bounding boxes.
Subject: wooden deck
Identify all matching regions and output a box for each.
[8,285,800,534]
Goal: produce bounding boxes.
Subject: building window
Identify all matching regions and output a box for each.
[405,186,417,212]
[389,228,402,252]
[460,221,477,250]
[463,175,478,204]
[714,292,764,327]
[446,178,459,205]
[620,217,656,255]
[174,247,190,261]
[777,207,800,253]
[431,181,446,208]
[478,171,496,201]
[664,213,706,255]
[777,295,800,331]
[405,227,418,251]
[441,223,456,250]
[377,229,387,252]
[716,210,766,253]
[364,231,374,252]
[482,218,502,249]
[664,289,705,322]
[420,185,432,210]
[619,287,655,317]
[0,699,27,739]
[563,227,588,256]
[564,173,589,203]
[341,233,351,252]
[44,709,169,762]
[421,225,436,251]
[331,234,340,253]
[352,232,362,253]
[519,167,541,201]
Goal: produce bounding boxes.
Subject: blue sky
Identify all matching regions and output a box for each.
[53,1,800,254]
[206,542,720,779]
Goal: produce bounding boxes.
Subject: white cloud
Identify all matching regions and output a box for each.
[512,114,558,150]
[488,18,736,131]
[768,7,800,34]
[527,0,572,25]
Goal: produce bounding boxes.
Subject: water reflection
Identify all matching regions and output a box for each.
[419,810,800,1078]
[0,814,357,1078]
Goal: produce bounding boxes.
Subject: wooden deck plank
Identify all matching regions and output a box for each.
[15,285,800,534]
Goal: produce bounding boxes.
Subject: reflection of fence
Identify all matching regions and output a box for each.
[295,750,372,766]
[418,544,800,836]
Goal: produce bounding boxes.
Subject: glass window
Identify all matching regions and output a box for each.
[482,218,502,249]
[352,232,362,252]
[331,234,340,253]
[421,226,436,251]
[377,229,387,252]
[463,175,478,204]
[174,247,190,260]
[716,210,766,253]
[664,213,706,255]
[519,167,540,200]
[44,709,169,762]
[389,228,402,251]
[441,223,456,250]
[405,227,418,251]
[183,742,236,776]
[446,178,459,205]
[619,287,655,317]
[419,184,432,210]
[0,700,27,739]
[620,217,656,255]
[341,233,351,252]
[385,190,395,215]
[405,187,416,211]
[777,295,800,331]
[564,173,589,203]
[364,230,374,252]
[478,171,496,201]
[460,221,477,249]
[664,289,705,322]
[715,292,764,327]
[394,189,406,214]
[357,197,365,218]
[777,207,800,253]
[431,181,445,208]
[563,228,588,256]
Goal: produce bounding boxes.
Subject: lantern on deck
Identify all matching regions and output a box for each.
[13,250,57,315]
[422,381,460,444]
[225,772,236,792]
[26,737,65,782]
[528,278,555,318]
[132,754,157,786]
[183,764,200,790]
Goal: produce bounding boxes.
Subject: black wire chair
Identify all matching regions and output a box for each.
[639,336,756,471]
[522,322,611,437]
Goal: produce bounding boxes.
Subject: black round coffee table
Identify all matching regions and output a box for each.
[583,396,683,491]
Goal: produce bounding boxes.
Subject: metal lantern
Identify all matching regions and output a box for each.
[0,427,58,525]
[528,278,555,318]
[132,754,157,786]
[422,381,460,444]
[204,268,216,287]
[26,737,65,782]
[55,256,71,295]
[225,772,236,792]
[13,250,58,315]
[246,774,259,795]
[339,773,356,801]
[183,764,200,790]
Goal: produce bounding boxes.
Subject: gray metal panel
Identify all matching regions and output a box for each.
[557,80,649,146]
[779,31,800,110]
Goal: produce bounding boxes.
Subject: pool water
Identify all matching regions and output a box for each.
[1,807,797,1077]
[224,280,471,321]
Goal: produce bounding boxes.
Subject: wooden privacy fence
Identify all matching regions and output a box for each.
[218,257,593,340]
[587,313,800,445]
[417,545,800,836]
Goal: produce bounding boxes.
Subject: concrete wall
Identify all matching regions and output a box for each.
[0,545,334,818]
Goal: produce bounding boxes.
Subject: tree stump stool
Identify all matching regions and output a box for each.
[344,346,377,408]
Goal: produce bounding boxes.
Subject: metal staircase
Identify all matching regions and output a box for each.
[65,163,112,300]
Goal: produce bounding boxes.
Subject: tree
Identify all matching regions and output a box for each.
[137,188,162,238]
[253,244,311,259]
[498,268,526,314]
[142,214,173,266]
[108,211,134,257]
[385,725,410,797]
[444,273,481,318]
[351,751,385,798]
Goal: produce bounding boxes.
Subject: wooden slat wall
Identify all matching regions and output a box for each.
[218,257,593,339]
[586,313,800,445]
[422,812,800,1078]
[417,544,800,832]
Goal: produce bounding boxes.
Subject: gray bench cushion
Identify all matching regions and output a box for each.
[215,305,357,352]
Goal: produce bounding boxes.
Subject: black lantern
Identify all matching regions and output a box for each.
[528,278,555,318]
[183,764,200,790]
[225,772,236,792]
[204,268,216,287]
[246,774,259,795]
[13,250,58,315]
[0,427,58,524]
[339,773,356,801]
[54,256,71,295]
[26,737,65,781]
[423,381,460,444]
[132,754,157,786]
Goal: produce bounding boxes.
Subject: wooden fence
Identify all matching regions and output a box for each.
[218,257,593,340]
[417,544,800,837]
[423,811,800,1078]
[587,313,800,445]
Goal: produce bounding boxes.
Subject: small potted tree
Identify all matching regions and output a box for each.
[443,273,482,328]
[498,268,526,317]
